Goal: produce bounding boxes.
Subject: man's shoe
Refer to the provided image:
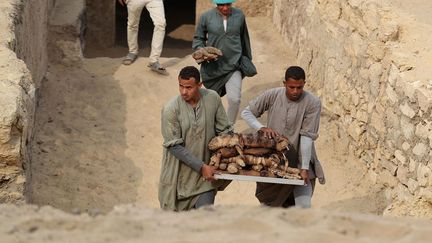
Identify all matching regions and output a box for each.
[148,62,168,75]
[122,53,137,65]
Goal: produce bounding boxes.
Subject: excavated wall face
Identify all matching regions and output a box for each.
[0,0,54,202]
[196,0,273,19]
[85,0,115,49]
[272,0,432,204]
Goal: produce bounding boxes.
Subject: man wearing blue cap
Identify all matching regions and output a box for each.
[193,0,256,125]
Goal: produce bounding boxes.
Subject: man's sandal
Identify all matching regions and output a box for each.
[148,62,168,75]
[122,53,137,65]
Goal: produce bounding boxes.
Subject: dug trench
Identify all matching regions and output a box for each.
[28,2,385,215]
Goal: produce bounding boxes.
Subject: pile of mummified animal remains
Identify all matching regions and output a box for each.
[208,132,302,180]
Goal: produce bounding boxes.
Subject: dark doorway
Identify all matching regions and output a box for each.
[114,0,196,58]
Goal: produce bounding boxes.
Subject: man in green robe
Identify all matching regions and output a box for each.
[159,66,233,211]
[192,0,256,124]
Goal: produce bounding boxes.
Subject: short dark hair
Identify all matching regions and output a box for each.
[179,66,201,83]
[285,66,305,81]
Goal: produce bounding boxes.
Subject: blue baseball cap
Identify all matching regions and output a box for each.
[213,0,236,4]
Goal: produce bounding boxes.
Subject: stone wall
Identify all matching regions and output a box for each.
[0,0,54,202]
[272,0,432,204]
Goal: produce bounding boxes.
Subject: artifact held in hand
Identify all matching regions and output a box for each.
[192,46,223,64]
[208,132,301,180]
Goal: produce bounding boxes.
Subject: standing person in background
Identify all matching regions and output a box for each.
[118,0,168,75]
[192,0,256,125]
[159,66,232,211]
[241,66,325,208]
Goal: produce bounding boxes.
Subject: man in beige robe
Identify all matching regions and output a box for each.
[241,66,325,208]
[159,66,232,211]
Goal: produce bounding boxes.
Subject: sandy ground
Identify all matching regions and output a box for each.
[17,5,431,242]
[1,203,432,243]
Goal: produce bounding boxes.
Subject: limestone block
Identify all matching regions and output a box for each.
[367,41,385,61]
[392,51,413,72]
[347,32,367,57]
[396,165,409,186]
[402,142,411,151]
[399,102,416,118]
[417,164,431,187]
[355,110,368,123]
[429,164,432,186]
[372,145,384,165]
[409,158,418,173]
[370,111,386,133]
[366,167,378,183]
[429,134,432,148]
[340,91,352,111]
[418,188,432,203]
[363,3,380,31]
[404,80,422,102]
[0,81,22,166]
[407,178,419,194]
[385,85,398,104]
[380,169,398,188]
[359,68,369,80]
[377,20,399,42]
[412,143,429,158]
[385,135,398,152]
[400,117,415,140]
[368,62,383,97]
[337,19,350,30]
[343,6,368,37]
[381,159,397,175]
[416,87,432,113]
[394,150,407,165]
[366,132,378,150]
[388,63,399,86]
[347,0,362,8]
[322,1,342,21]
[350,89,360,106]
[396,184,412,201]
[347,120,365,141]
[385,108,400,130]
[415,121,431,140]
[361,150,374,164]
[384,188,394,201]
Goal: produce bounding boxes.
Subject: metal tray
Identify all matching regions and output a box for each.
[214,173,305,185]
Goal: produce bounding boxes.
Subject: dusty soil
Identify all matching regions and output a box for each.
[1,203,432,243]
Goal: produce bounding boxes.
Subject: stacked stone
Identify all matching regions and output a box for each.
[272,0,432,203]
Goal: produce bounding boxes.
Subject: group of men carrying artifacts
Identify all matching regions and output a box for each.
[117,0,325,211]
[159,64,325,211]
